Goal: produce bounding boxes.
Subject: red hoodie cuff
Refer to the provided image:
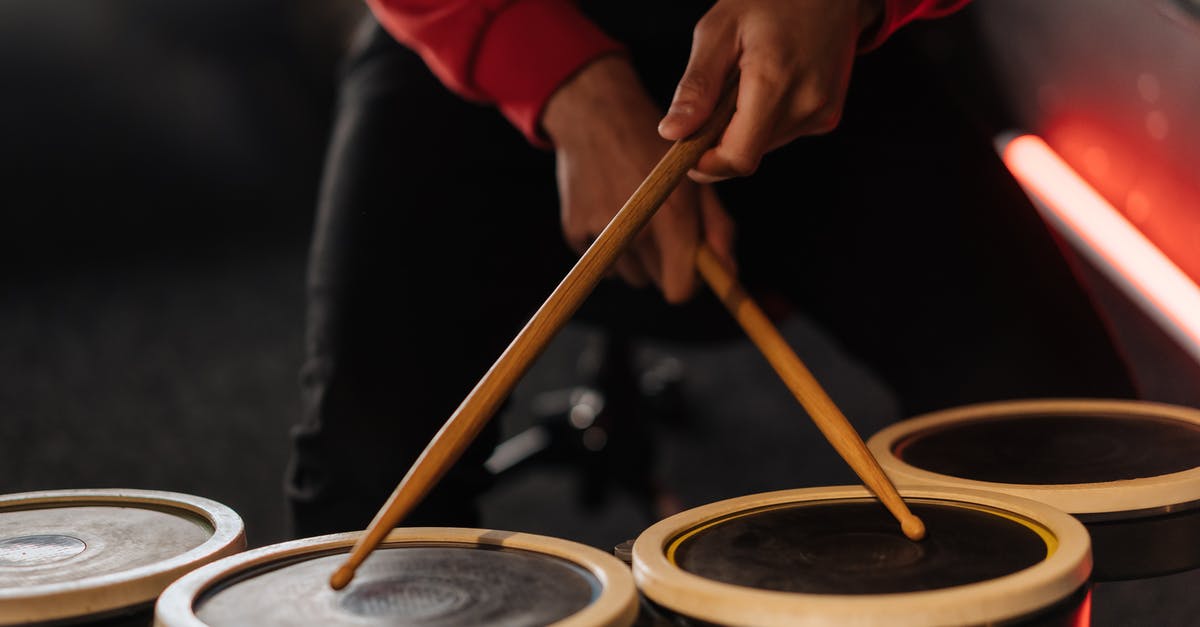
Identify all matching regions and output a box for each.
[860,0,970,52]
[473,0,624,148]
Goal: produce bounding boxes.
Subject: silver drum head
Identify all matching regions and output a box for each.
[195,545,600,626]
[157,529,639,627]
[0,489,245,625]
[0,505,212,586]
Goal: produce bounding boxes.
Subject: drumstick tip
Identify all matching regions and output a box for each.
[329,565,354,590]
[902,515,926,541]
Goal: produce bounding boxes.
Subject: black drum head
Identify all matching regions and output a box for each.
[893,413,1200,484]
[670,499,1049,595]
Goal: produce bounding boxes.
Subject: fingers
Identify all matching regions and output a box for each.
[658,13,738,142]
[649,188,701,304]
[688,65,789,182]
[567,227,650,288]
[573,188,729,304]
[575,185,700,303]
[688,73,844,184]
[631,232,662,288]
[680,2,857,184]
[583,200,698,302]
[649,186,736,304]
[614,254,650,288]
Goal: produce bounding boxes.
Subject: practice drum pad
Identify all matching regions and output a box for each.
[0,489,245,625]
[673,500,1048,595]
[634,486,1091,626]
[155,528,637,626]
[869,399,1200,580]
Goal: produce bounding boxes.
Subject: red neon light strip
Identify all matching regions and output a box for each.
[1002,134,1200,363]
[1075,587,1092,627]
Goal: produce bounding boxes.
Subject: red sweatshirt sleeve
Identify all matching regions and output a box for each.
[365,0,623,147]
[863,0,972,51]
[366,0,969,146]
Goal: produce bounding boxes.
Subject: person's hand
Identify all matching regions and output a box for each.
[542,56,736,304]
[658,0,884,182]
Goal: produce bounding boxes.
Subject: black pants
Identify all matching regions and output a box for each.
[285,6,1135,537]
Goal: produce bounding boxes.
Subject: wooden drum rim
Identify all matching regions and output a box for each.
[0,489,246,625]
[155,527,638,627]
[633,485,1091,627]
[867,398,1200,515]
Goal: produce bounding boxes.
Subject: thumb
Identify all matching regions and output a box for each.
[659,18,737,141]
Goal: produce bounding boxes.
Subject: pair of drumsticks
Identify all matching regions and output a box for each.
[329,87,923,590]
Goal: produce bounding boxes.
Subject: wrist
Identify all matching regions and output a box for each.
[541,54,645,147]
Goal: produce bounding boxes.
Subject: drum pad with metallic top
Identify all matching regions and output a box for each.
[0,489,245,625]
[155,528,637,627]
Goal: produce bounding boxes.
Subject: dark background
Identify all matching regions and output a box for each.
[1,0,362,545]
[2,1,1198,624]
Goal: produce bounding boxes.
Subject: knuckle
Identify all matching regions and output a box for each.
[792,86,826,118]
[692,15,715,40]
[744,63,788,94]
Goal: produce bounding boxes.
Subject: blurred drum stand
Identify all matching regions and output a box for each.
[483,330,689,522]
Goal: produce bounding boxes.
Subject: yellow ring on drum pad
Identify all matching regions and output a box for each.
[633,486,1091,626]
[664,498,1059,596]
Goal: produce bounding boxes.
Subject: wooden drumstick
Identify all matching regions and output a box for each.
[695,244,926,541]
[328,86,740,591]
